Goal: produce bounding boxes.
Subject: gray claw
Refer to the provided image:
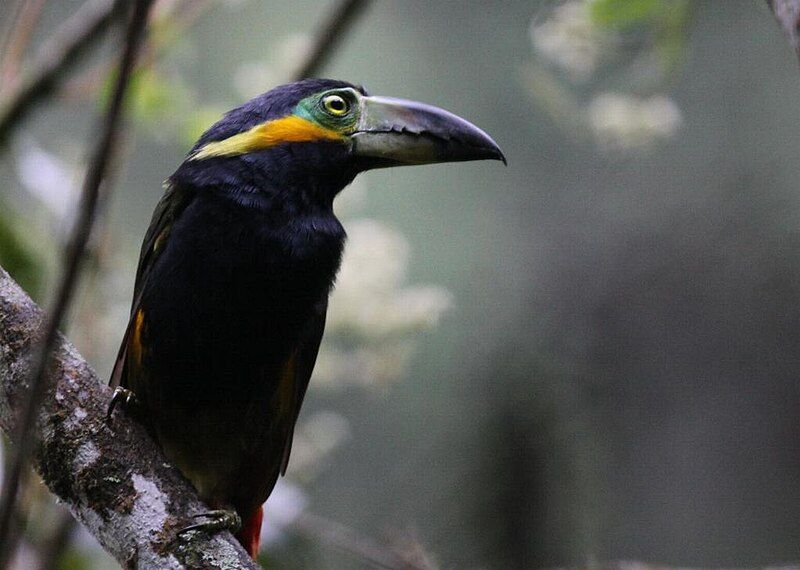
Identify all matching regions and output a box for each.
[106,387,138,422]
[179,509,242,536]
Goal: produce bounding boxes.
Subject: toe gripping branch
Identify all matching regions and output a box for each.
[179,509,242,536]
[105,387,138,422]
[177,507,263,559]
[177,508,263,559]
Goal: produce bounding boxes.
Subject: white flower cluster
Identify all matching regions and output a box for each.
[315,219,452,389]
[326,219,453,338]
[588,93,683,152]
[312,342,415,390]
[285,411,351,479]
[527,1,685,153]
[260,479,308,546]
[529,0,616,81]
[14,138,80,225]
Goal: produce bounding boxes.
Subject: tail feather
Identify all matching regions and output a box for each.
[235,506,263,559]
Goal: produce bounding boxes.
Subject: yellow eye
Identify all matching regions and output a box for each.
[322,94,349,116]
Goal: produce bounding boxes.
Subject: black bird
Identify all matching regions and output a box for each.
[109,78,504,558]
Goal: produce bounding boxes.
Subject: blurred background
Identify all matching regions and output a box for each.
[1,0,800,568]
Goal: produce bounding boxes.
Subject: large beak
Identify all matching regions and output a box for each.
[351,96,506,169]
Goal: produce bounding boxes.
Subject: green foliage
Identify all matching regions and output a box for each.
[99,65,208,145]
[55,549,96,570]
[181,104,225,147]
[127,67,188,124]
[97,10,230,149]
[655,0,691,72]
[0,204,43,300]
[589,0,691,74]
[589,0,663,27]
[99,66,199,142]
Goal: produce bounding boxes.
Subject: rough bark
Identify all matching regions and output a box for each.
[0,266,258,569]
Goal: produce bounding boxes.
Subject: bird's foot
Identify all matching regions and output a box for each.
[105,387,139,423]
[178,509,242,537]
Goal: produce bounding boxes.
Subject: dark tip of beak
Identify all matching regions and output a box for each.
[437,137,507,165]
[465,140,506,166]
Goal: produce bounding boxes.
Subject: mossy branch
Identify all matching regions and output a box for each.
[0,266,258,569]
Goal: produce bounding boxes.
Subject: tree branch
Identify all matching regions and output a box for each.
[0,266,258,569]
[0,0,154,564]
[767,0,800,62]
[291,0,370,80]
[0,0,125,145]
[0,0,47,92]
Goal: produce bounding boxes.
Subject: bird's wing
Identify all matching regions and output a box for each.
[109,183,194,388]
[279,298,327,475]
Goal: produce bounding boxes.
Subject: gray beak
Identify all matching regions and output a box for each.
[351,95,506,169]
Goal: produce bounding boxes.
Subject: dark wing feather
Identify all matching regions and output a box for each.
[280,298,327,475]
[109,183,194,388]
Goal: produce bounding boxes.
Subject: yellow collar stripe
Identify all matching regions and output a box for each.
[190,115,345,160]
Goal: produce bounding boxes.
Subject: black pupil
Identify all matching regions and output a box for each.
[329,97,346,112]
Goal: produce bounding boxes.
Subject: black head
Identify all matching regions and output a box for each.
[171,78,504,208]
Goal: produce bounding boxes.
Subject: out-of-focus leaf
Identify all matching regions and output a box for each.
[587,0,691,80]
[0,205,43,300]
[655,0,691,73]
[99,67,193,129]
[129,67,181,122]
[181,104,226,147]
[55,549,100,570]
[589,0,661,27]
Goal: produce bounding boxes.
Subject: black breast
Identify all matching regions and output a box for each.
[130,188,344,491]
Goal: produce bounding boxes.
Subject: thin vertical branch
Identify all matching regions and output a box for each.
[291,0,370,80]
[0,0,28,69]
[0,0,155,566]
[767,0,800,62]
[0,0,124,144]
[61,0,217,100]
[0,0,47,91]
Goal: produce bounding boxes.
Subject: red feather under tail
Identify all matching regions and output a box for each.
[235,506,263,559]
